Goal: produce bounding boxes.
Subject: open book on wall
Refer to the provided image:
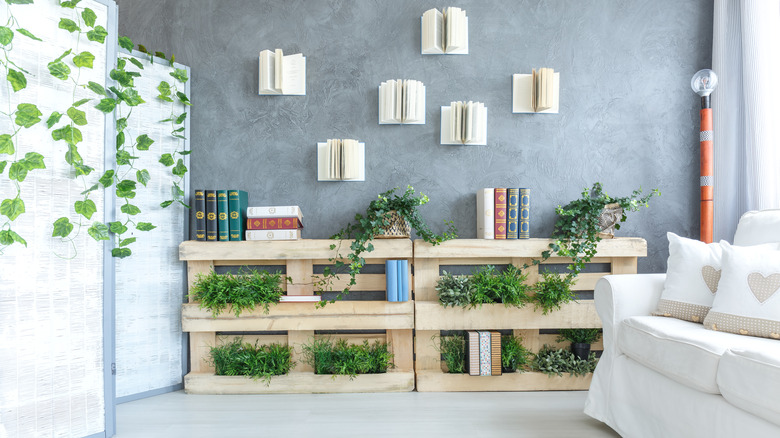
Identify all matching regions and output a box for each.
[258,49,306,95]
[378,79,426,125]
[512,68,560,114]
[421,7,468,54]
[440,101,487,145]
[317,139,365,181]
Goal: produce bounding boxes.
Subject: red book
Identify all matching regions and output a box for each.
[494,188,507,239]
[246,217,303,230]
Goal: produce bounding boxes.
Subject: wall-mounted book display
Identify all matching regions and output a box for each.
[378,79,426,125]
[512,68,560,114]
[258,49,306,95]
[317,139,365,181]
[421,7,468,54]
[440,101,487,145]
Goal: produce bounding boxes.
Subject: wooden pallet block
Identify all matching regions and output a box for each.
[415,371,592,392]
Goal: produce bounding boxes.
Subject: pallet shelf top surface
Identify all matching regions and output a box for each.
[414,301,600,330]
[180,239,413,261]
[413,237,647,259]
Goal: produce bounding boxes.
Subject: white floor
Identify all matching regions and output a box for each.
[116,390,619,438]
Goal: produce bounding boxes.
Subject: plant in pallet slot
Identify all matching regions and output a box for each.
[301,338,394,379]
[434,333,466,373]
[190,268,289,317]
[501,334,531,373]
[436,271,473,308]
[531,344,598,377]
[557,328,602,360]
[209,337,294,384]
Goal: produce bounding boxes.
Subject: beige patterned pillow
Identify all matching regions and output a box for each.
[704,242,780,339]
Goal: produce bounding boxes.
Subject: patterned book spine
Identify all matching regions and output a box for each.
[228,190,248,241]
[476,188,494,239]
[479,331,492,376]
[491,331,502,376]
[468,331,480,376]
[246,206,302,219]
[385,260,398,302]
[205,190,217,241]
[507,188,519,239]
[217,190,229,241]
[494,188,507,239]
[246,217,303,230]
[519,188,531,239]
[194,189,206,241]
[245,229,301,240]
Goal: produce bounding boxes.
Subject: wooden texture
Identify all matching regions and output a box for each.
[286,259,313,295]
[413,238,647,259]
[288,330,314,373]
[189,332,216,374]
[387,329,414,372]
[415,371,592,392]
[184,371,415,394]
[186,261,213,303]
[180,239,412,261]
[414,302,600,330]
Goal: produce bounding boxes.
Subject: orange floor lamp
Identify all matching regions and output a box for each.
[691,69,718,243]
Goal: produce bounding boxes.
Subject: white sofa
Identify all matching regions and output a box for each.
[585,211,780,437]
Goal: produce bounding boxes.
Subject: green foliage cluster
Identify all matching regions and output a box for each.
[209,337,293,384]
[323,186,457,304]
[532,270,576,315]
[302,338,394,379]
[190,268,288,317]
[501,334,532,373]
[436,334,466,373]
[531,345,598,377]
[556,328,602,345]
[471,265,530,307]
[436,271,473,308]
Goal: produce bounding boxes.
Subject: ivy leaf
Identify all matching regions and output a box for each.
[0,134,14,155]
[128,57,144,70]
[74,162,93,177]
[22,152,45,170]
[119,237,136,247]
[53,49,72,63]
[172,159,187,177]
[14,103,42,128]
[176,91,192,106]
[59,0,82,8]
[74,199,97,219]
[86,20,106,43]
[8,162,27,182]
[116,58,126,70]
[158,153,174,167]
[136,134,154,151]
[154,51,166,60]
[99,169,114,187]
[81,8,97,27]
[136,169,150,186]
[7,68,26,92]
[120,203,141,215]
[73,98,91,107]
[108,220,128,234]
[0,229,26,247]
[157,81,171,96]
[157,94,173,103]
[73,51,95,69]
[67,107,88,126]
[110,68,135,87]
[87,221,110,241]
[16,28,41,41]
[116,131,125,148]
[95,98,117,113]
[177,200,190,209]
[6,0,34,5]
[0,161,6,174]
[111,247,132,258]
[87,81,107,96]
[47,60,70,80]
[136,222,156,231]
[115,179,136,198]
[81,183,99,194]
[118,36,133,51]
[137,44,148,54]
[178,150,191,156]
[65,144,82,165]
[0,197,24,220]
[45,112,63,129]
[172,127,185,133]
[116,117,127,133]
[116,150,138,166]
[51,125,83,145]
[58,18,80,33]
[159,200,173,208]
[175,112,187,124]
[51,217,74,238]
[170,68,188,83]
[169,54,175,65]
[0,26,13,46]
[120,88,145,106]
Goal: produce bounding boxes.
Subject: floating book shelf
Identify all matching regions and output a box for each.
[317,139,365,181]
[378,79,426,125]
[258,49,306,95]
[440,101,487,145]
[512,68,560,114]
[421,7,468,55]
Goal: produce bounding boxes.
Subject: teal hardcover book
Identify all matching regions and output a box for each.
[228,190,248,241]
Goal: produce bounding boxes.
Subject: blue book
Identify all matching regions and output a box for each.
[520,188,531,239]
[397,259,409,301]
[507,188,519,239]
[386,260,398,302]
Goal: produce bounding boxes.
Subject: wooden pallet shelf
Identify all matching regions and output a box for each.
[415,371,592,392]
[414,301,599,331]
[184,371,415,394]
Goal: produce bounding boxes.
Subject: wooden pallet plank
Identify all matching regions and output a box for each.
[413,238,647,259]
[414,302,600,330]
[415,329,440,373]
[415,370,592,392]
[387,329,413,372]
[186,261,214,303]
[180,239,412,261]
[611,256,638,275]
[288,330,314,373]
[414,258,439,302]
[184,371,415,394]
[189,332,216,374]
[286,259,314,295]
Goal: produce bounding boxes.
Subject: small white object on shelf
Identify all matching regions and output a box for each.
[245,229,301,241]
[279,295,322,303]
[421,7,468,55]
[378,79,426,125]
[512,69,560,114]
[258,49,306,95]
[317,139,365,181]
[440,101,487,145]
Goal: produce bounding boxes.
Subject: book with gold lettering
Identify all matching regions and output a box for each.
[494,188,507,239]
[193,189,206,241]
[246,217,303,230]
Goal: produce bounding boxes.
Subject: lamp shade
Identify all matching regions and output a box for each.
[691,69,718,97]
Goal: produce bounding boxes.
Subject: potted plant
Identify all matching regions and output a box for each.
[501,334,531,373]
[435,333,466,373]
[557,328,602,360]
[323,186,457,303]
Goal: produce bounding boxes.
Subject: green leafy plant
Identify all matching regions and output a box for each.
[435,333,466,373]
[323,186,457,304]
[556,328,602,345]
[436,271,473,307]
[470,264,530,308]
[501,334,532,373]
[531,345,598,377]
[301,338,394,379]
[209,337,293,384]
[190,268,288,317]
[532,270,576,315]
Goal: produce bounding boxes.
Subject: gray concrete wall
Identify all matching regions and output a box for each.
[118,0,714,273]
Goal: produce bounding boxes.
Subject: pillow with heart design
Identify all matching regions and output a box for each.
[703,241,780,339]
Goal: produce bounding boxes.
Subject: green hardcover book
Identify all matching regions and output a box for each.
[228,190,248,241]
[205,190,217,241]
[217,190,229,241]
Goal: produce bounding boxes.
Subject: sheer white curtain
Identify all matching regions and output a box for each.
[712,0,780,242]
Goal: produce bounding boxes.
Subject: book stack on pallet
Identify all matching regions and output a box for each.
[385,260,410,302]
[194,190,248,241]
[466,330,501,376]
[476,188,530,239]
[245,206,303,241]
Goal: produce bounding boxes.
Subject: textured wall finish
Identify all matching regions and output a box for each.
[118,0,714,273]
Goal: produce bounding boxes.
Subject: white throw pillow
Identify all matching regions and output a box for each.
[733,209,780,246]
[653,232,723,323]
[703,241,780,340]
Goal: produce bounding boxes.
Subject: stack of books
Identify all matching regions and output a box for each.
[245,206,303,241]
[385,260,410,302]
[476,188,530,239]
[466,330,502,376]
[194,190,248,241]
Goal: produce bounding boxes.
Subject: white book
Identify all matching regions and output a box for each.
[422,8,468,54]
[477,188,495,239]
[440,103,488,145]
[378,79,425,125]
[246,206,303,219]
[279,295,322,303]
[258,50,279,95]
[281,53,306,95]
[317,141,365,181]
[512,71,560,114]
[258,49,306,95]
[246,229,301,241]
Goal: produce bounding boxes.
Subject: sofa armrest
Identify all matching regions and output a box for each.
[595,273,665,356]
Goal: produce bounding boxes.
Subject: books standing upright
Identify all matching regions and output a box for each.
[228,190,248,241]
[217,190,229,241]
[194,189,206,241]
[507,188,519,239]
[386,260,399,302]
[421,7,468,54]
[520,188,531,239]
[205,190,217,241]
[494,188,507,239]
[467,331,480,376]
[258,49,306,95]
[476,188,495,239]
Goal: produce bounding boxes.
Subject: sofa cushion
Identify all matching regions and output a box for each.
[733,209,780,246]
[718,347,780,427]
[618,316,774,394]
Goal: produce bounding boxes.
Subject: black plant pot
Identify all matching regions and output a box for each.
[571,343,591,361]
[501,358,517,373]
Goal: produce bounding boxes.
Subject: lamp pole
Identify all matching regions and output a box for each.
[691,69,718,243]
